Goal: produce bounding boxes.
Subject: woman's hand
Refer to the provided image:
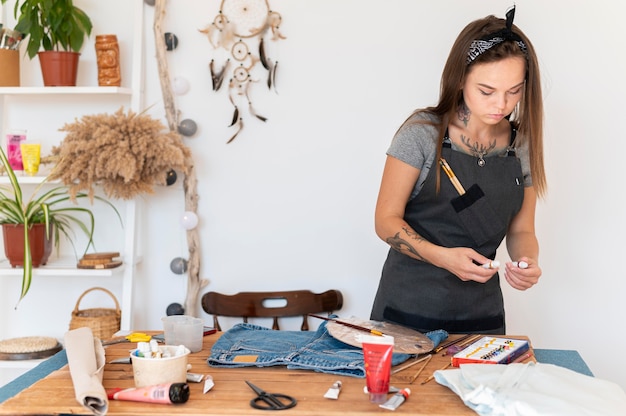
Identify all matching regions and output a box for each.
[435,247,499,284]
[504,258,541,290]
[504,187,541,291]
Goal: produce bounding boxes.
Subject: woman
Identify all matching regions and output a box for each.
[370,7,545,334]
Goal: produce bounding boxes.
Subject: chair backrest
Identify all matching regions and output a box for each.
[201,289,343,331]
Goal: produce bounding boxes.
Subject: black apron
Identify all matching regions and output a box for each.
[371,125,524,334]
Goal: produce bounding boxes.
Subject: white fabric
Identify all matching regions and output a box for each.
[64,327,108,415]
[435,362,626,416]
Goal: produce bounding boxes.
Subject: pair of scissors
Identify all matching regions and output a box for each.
[102,332,152,346]
[245,381,297,410]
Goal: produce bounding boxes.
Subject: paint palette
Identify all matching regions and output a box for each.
[451,336,530,367]
[326,317,434,354]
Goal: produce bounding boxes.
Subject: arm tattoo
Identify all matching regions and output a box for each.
[386,227,428,262]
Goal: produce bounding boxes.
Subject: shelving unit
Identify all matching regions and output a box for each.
[0,174,138,319]
[0,0,144,348]
[0,86,133,95]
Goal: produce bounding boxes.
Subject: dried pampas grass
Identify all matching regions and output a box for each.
[50,107,191,200]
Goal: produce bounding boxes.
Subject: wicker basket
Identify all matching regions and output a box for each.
[69,287,121,340]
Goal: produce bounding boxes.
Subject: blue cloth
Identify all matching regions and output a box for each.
[0,350,67,404]
[533,349,593,377]
[208,321,447,378]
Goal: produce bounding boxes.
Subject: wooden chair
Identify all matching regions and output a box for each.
[201,289,343,331]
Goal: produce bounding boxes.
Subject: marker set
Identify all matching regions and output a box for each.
[451,337,530,367]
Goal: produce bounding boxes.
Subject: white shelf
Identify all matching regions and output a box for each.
[0,257,126,277]
[0,175,57,185]
[0,86,133,96]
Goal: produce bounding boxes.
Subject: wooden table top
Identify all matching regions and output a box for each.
[0,332,534,415]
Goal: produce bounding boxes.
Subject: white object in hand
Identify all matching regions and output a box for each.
[512,261,528,269]
[482,260,500,269]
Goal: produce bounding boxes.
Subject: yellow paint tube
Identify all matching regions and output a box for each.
[20,143,40,176]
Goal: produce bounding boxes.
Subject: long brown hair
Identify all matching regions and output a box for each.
[405,14,546,197]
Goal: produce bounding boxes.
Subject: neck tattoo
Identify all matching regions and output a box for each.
[457,103,471,127]
[460,135,497,167]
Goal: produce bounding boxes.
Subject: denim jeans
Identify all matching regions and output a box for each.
[208,321,447,378]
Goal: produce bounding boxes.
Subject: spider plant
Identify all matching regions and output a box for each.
[0,146,120,305]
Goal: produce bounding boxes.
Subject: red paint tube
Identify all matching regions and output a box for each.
[107,382,190,404]
[361,335,395,404]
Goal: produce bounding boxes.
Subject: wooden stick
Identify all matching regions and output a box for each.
[441,334,483,356]
[409,354,432,384]
[512,351,535,364]
[439,158,465,195]
[154,0,208,317]
[391,354,431,375]
[456,334,482,349]
[421,363,451,385]
[308,314,385,336]
[433,333,474,354]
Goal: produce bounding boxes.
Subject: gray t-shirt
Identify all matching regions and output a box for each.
[387,112,532,200]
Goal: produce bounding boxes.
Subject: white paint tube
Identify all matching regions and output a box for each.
[379,388,410,411]
[323,380,342,399]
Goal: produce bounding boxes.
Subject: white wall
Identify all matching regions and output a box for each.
[2,0,625,391]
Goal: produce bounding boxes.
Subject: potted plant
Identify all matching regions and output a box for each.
[1,0,93,86]
[0,147,119,305]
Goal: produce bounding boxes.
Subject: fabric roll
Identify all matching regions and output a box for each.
[64,327,108,415]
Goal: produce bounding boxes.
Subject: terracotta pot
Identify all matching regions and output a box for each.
[2,223,53,268]
[38,51,80,86]
[0,49,20,87]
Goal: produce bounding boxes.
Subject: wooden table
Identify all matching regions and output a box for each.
[0,333,534,415]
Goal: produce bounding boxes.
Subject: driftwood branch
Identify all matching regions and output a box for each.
[154,0,208,316]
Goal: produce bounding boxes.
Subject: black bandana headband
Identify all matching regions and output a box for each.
[466,6,528,64]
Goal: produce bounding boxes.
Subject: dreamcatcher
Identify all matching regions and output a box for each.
[200,0,286,143]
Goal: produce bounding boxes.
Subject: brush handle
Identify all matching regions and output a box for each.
[308,314,384,336]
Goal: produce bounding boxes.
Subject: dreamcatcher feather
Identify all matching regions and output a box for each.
[226,78,242,144]
[209,59,230,91]
[200,0,285,143]
[243,79,267,122]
